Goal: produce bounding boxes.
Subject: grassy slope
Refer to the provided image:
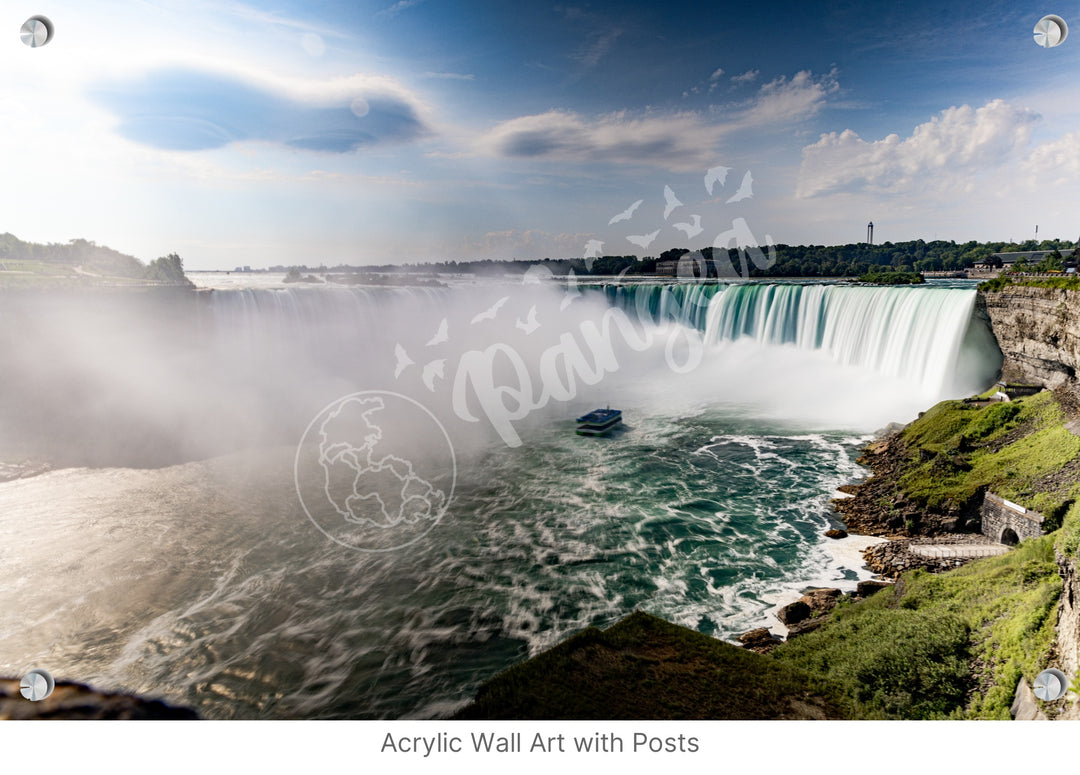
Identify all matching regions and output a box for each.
[897,391,1080,525]
[774,390,1074,718]
[453,611,856,719]
[0,260,143,288]
[0,234,152,288]
[772,535,1061,719]
[980,276,1080,292]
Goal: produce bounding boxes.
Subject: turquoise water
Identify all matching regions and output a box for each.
[0,280,1002,718]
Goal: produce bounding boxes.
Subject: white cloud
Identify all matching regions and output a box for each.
[1021,131,1080,183]
[477,109,724,170]
[478,69,840,171]
[731,69,759,84]
[710,68,725,81]
[740,69,838,128]
[797,99,1039,198]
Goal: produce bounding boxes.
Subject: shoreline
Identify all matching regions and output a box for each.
[756,530,889,640]
[735,424,910,645]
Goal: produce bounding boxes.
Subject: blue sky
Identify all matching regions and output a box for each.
[3,0,1080,267]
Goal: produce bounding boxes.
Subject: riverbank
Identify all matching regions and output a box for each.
[455,379,1080,719]
[455,513,1070,720]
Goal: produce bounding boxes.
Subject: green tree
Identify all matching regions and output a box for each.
[145,253,193,286]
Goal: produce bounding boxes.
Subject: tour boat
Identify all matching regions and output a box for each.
[575,408,623,436]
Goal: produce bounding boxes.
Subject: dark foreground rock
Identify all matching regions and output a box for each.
[856,580,892,598]
[825,529,848,539]
[737,627,783,654]
[0,677,199,720]
[454,611,853,719]
[801,588,842,614]
[785,617,827,639]
[777,600,812,625]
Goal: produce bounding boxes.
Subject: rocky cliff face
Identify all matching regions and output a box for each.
[979,285,1080,717]
[979,286,1080,388]
[1055,551,1080,719]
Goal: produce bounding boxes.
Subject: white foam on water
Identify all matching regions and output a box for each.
[757,533,890,638]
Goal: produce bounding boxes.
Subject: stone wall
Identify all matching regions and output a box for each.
[980,492,1043,544]
[978,286,1080,388]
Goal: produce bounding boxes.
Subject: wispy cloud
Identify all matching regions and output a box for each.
[731,69,759,85]
[738,69,838,127]
[478,69,841,170]
[556,4,624,72]
[376,0,424,19]
[710,68,725,81]
[91,67,431,153]
[140,0,349,38]
[420,72,476,81]
[797,98,1039,197]
[477,109,723,171]
[573,27,623,69]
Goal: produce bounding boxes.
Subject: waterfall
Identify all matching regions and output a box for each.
[597,282,725,331]
[201,282,999,398]
[700,283,998,395]
[204,285,448,338]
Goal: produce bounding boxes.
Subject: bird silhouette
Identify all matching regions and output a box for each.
[470,296,509,324]
[394,344,414,378]
[561,270,581,311]
[725,171,753,203]
[426,318,448,346]
[421,359,446,391]
[663,186,683,220]
[608,199,643,224]
[627,229,661,249]
[583,239,604,270]
[515,305,540,334]
[673,214,703,239]
[704,165,731,196]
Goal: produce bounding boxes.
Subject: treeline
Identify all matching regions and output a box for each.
[0,233,191,286]
[753,238,1073,277]
[284,238,1076,278]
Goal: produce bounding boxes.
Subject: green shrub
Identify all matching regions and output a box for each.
[773,536,1061,719]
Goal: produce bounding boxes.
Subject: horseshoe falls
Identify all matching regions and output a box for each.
[597,281,1000,429]
[702,283,995,396]
[0,278,1002,719]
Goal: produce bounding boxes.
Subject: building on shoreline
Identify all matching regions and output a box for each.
[978,249,1077,272]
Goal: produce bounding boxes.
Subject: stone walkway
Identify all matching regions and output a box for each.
[910,543,1011,559]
